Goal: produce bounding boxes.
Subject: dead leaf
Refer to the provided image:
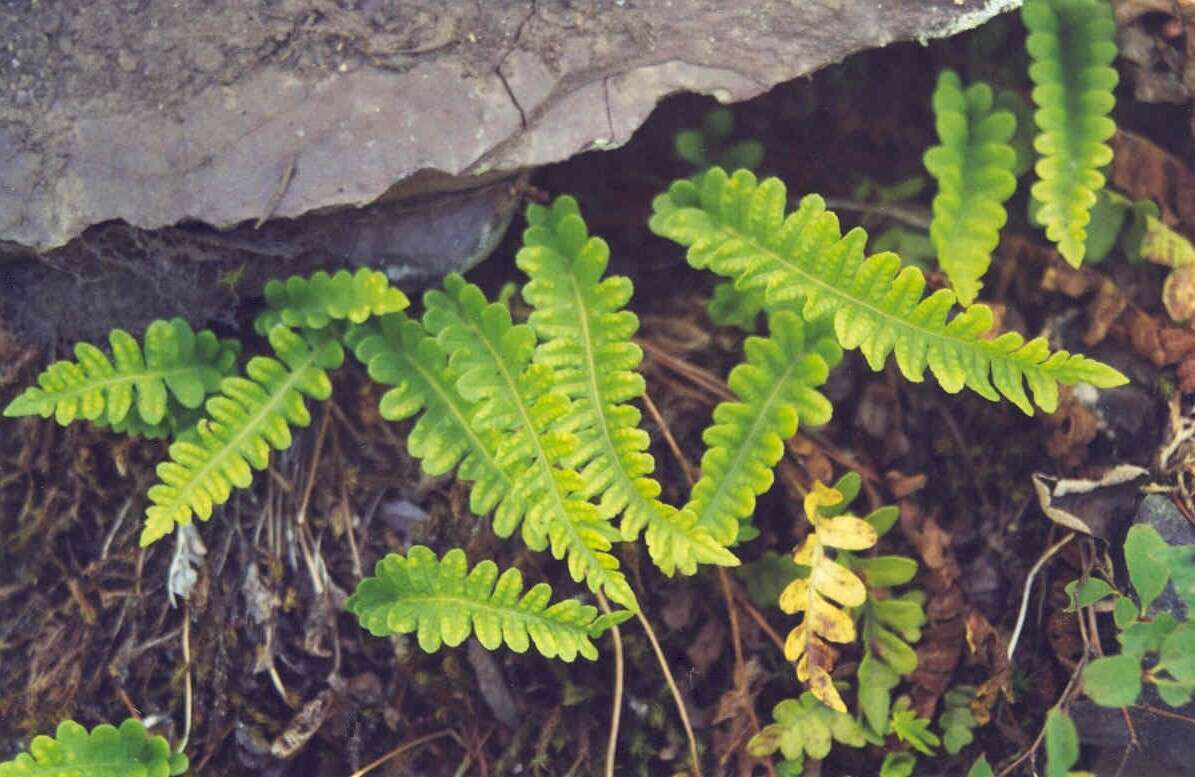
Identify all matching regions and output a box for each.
[1110,129,1195,231]
[1165,264,1195,323]
[1042,388,1101,469]
[1032,465,1149,538]
[1085,279,1128,345]
[270,689,336,759]
[885,470,927,499]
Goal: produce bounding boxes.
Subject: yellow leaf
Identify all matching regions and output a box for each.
[778,578,810,614]
[804,481,843,522]
[784,623,807,662]
[791,536,815,566]
[810,595,856,643]
[806,662,848,713]
[816,515,878,550]
[795,650,811,681]
[811,556,867,607]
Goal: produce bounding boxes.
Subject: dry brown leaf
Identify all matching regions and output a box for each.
[1164,263,1195,322]
[1110,129,1195,231]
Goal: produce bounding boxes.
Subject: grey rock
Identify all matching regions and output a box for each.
[0,0,1018,253]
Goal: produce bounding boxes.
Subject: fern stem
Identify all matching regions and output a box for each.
[635,606,704,777]
[349,730,454,777]
[595,591,624,777]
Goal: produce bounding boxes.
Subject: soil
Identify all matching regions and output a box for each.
[2,10,1195,777]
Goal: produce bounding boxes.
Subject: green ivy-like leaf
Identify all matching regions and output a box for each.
[684,310,840,545]
[141,327,343,545]
[938,685,981,755]
[1044,708,1081,777]
[747,692,867,763]
[1023,0,1119,267]
[1124,524,1172,612]
[517,196,737,575]
[650,168,1127,415]
[422,274,637,610]
[968,755,997,777]
[347,546,631,662]
[0,718,188,777]
[1083,654,1143,707]
[255,267,410,334]
[4,319,239,432]
[924,69,1018,304]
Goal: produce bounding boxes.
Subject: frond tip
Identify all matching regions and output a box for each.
[255,267,410,334]
[347,546,632,661]
[925,69,1018,305]
[1023,0,1119,267]
[650,167,1128,414]
[0,718,189,776]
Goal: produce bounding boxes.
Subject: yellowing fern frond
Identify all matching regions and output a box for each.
[422,274,638,610]
[924,69,1018,304]
[778,481,877,713]
[684,311,839,545]
[4,318,239,435]
[347,545,631,661]
[650,168,1127,414]
[517,195,737,576]
[1023,0,1119,266]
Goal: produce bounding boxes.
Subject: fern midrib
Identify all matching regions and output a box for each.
[464,313,617,592]
[22,755,154,772]
[936,118,997,251]
[691,357,798,536]
[563,273,660,528]
[717,221,1047,376]
[159,344,319,516]
[395,593,591,637]
[398,348,513,494]
[31,363,205,408]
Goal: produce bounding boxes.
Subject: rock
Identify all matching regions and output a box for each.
[0,0,1017,253]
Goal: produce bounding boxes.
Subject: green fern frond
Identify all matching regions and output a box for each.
[422,274,638,610]
[650,168,1127,414]
[924,70,1018,305]
[0,718,188,777]
[254,267,410,334]
[347,545,632,661]
[516,195,737,576]
[683,311,839,545]
[141,327,344,545]
[1023,0,1119,267]
[4,319,239,430]
[345,314,523,526]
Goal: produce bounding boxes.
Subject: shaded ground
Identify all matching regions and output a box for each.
[2,11,1194,776]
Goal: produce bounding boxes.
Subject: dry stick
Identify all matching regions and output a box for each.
[733,590,787,653]
[179,607,194,753]
[641,389,698,487]
[296,405,332,527]
[594,591,625,777]
[716,569,775,777]
[348,729,454,777]
[635,606,704,777]
[1007,532,1075,662]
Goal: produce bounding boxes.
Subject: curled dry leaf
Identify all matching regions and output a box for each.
[1110,130,1195,231]
[1032,464,1150,538]
[1164,264,1195,322]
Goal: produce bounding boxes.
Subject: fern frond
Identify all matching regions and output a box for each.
[1023,0,1119,267]
[650,168,1127,414]
[683,310,839,546]
[4,319,239,431]
[516,195,737,576]
[924,70,1018,305]
[779,482,878,712]
[141,327,343,545]
[0,718,188,776]
[254,267,410,334]
[422,275,638,610]
[345,314,523,526]
[347,546,632,661]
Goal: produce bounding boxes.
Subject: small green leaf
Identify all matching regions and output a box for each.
[1044,709,1080,777]
[1158,623,1195,685]
[967,755,996,777]
[890,698,940,756]
[1083,654,1143,707]
[853,555,918,587]
[1154,679,1195,708]
[880,751,917,777]
[1113,596,1139,629]
[1125,524,1173,612]
[858,653,900,734]
[1065,576,1116,610]
[1118,613,1177,658]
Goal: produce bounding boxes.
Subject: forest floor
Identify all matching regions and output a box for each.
[3,10,1195,777]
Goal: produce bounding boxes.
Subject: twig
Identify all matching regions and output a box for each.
[1008,532,1075,662]
[595,591,624,777]
[733,590,787,653]
[822,197,931,231]
[348,729,454,777]
[635,606,703,777]
[179,607,194,753]
[717,569,774,777]
[642,389,697,487]
[296,406,332,527]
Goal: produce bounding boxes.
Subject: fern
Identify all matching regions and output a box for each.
[516,195,737,576]
[141,327,344,545]
[255,267,410,334]
[650,167,1127,414]
[1023,0,1119,267]
[924,70,1018,305]
[421,274,638,610]
[747,691,868,771]
[779,481,879,712]
[3,319,239,435]
[347,545,631,661]
[0,718,188,777]
[684,311,839,546]
[346,314,520,525]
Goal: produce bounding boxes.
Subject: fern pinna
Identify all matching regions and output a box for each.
[3,318,240,439]
[140,269,409,544]
[924,69,1018,305]
[0,718,188,777]
[347,545,631,661]
[650,167,1127,415]
[1023,0,1119,267]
